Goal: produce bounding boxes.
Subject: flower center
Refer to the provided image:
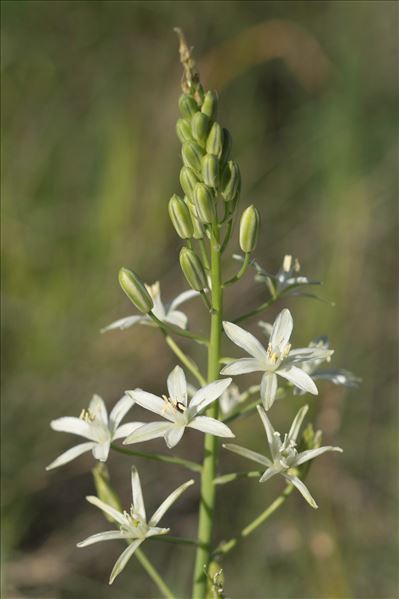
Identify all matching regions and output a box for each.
[80,408,95,423]
[161,394,186,414]
[266,342,291,364]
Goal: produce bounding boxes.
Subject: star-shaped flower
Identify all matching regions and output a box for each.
[124,366,234,448]
[102,282,199,332]
[221,309,333,410]
[47,394,141,470]
[77,466,194,584]
[224,404,342,508]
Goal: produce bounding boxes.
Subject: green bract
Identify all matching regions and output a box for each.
[118,268,153,314]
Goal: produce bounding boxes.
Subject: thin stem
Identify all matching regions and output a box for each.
[148,312,208,344]
[165,335,206,386]
[149,535,206,548]
[220,219,233,254]
[233,296,277,324]
[222,398,260,425]
[198,238,210,270]
[111,443,202,474]
[192,225,222,598]
[213,483,294,558]
[223,253,250,286]
[213,470,262,485]
[135,547,176,599]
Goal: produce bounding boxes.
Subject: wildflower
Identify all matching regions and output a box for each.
[221,309,333,410]
[47,394,140,470]
[224,405,342,508]
[102,282,199,332]
[124,366,234,449]
[77,466,194,584]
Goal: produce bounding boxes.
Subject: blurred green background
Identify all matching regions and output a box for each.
[2,1,398,598]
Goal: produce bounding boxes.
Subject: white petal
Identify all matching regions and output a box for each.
[190,378,232,413]
[312,369,361,388]
[259,467,279,483]
[220,358,263,376]
[169,289,199,311]
[126,390,174,421]
[109,395,135,431]
[284,347,333,365]
[223,443,271,467]
[77,530,129,547]
[277,366,318,395]
[46,442,95,470]
[109,539,143,584]
[146,526,170,537]
[92,441,111,462]
[223,321,268,362]
[164,425,186,448]
[89,395,109,426]
[165,310,188,329]
[101,315,144,333]
[256,405,276,447]
[113,422,144,440]
[294,446,343,466]
[167,366,188,406]
[188,416,234,438]
[131,466,146,520]
[124,422,173,444]
[287,405,309,443]
[260,372,278,411]
[284,475,318,509]
[270,309,293,352]
[86,496,126,526]
[149,479,194,526]
[258,321,273,337]
[50,417,97,441]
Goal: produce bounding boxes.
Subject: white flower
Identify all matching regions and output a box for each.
[124,366,234,449]
[77,466,194,584]
[219,383,242,415]
[102,282,199,332]
[221,309,333,410]
[47,395,141,470]
[224,405,342,509]
[292,336,361,393]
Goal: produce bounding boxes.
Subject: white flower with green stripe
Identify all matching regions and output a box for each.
[46,394,140,470]
[224,404,342,508]
[221,309,333,410]
[124,366,234,449]
[77,466,194,584]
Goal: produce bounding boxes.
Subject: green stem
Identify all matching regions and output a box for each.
[233,296,277,324]
[198,238,210,270]
[220,219,233,254]
[165,335,206,386]
[192,225,222,598]
[223,253,250,286]
[111,443,202,473]
[135,547,176,599]
[213,470,262,485]
[213,483,294,558]
[149,312,208,344]
[149,535,206,548]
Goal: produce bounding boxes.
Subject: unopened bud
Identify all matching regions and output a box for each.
[184,197,204,239]
[239,205,260,253]
[201,154,220,189]
[221,160,241,202]
[179,247,207,291]
[180,166,200,202]
[201,90,218,120]
[220,128,232,165]
[118,267,153,314]
[182,141,204,172]
[168,194,194,239]
[176,118,193,143]
[191,112,211,147]
[194,183,215,224]
[206,122,223,157]
[178,94,199,119]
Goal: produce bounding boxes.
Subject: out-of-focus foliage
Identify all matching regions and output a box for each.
[2,1,397,598]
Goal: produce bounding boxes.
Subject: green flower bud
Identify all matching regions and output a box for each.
[201,90,218,120]
[201,154,220,189]
[220,128,232,165]
[179,247,207,291]
[118,267,153,314]
[194,183,215,224]
[221,160,241,202]
[239,205,260,253]
[184,196,204,239]
[168,194,194,239]
[206,122,223,157]
[176,118,193,143]
[178,94,199,119]
[182,141,204,172]
[191,112,211,147]
[180,166,200,202]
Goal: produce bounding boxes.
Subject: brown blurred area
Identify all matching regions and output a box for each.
[2,1,398,598]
